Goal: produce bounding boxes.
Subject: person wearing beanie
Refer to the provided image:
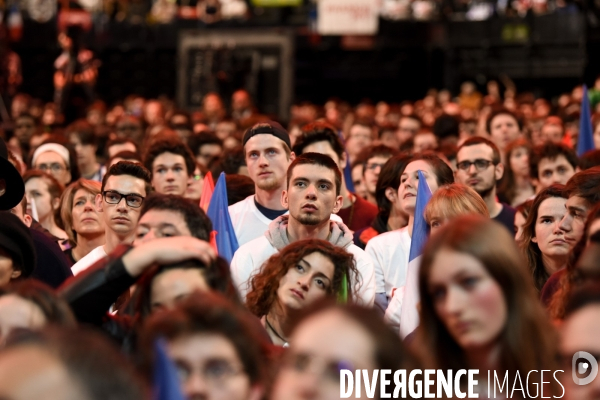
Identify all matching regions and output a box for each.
[228,121,296,246]
[31,142,72,186]
[0,211,36,285]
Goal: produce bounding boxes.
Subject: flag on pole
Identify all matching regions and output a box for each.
[207,172,239,263]
[578,84,595,156]
[153,338,185,400]
[199,172,215,212]
[343,155,356,194]
[399,170,432,339]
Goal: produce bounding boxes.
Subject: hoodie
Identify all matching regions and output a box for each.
[265,215,354,251]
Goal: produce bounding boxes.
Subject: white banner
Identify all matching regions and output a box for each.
[317,0,379,36]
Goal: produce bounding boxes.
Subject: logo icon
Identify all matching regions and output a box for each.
[572,351,599,385]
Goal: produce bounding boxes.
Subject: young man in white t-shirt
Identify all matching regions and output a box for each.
[71,161,151,275]
[228,121,295,246]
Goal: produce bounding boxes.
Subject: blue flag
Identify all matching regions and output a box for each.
[400,170,433,338]
[408,170,433,261]
[578,84,595,156]
[153,338,185,400]
[343,153,356,194]
[207,172,239,263]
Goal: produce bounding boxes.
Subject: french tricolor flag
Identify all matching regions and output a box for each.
[399,170,432,339]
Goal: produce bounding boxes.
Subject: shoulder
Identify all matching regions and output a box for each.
[228,195,255,214]
[232,236,273,262]
[72,246,105,275]
[367,228,406,248]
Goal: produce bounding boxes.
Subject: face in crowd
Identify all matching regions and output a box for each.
[33,151,71,187]
[245,135,293,192]
[151,152,189,196]
[455,143,502,198]
[282,162,342,226]
[96,174,147,237]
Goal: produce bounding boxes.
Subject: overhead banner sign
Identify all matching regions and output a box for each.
[317,0,379,36]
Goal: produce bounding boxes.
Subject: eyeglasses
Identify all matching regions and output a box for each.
[36,163,67,173]
[175,359,245,385]
[102,190,144,208]
[456,159,495,172]
[365,163,385,171]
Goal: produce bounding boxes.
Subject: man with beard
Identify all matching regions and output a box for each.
[230,153,375,305]
[228,122,295,246]
[455,137,516,232]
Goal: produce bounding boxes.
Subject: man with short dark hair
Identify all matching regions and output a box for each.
[540,116,565,144]
[230,153,376,305]
[72,161,151,275]
[396,114,421,146]
[229,121,296,246]
[106,138,138,159]
[486,108,522,160]
[345,119,375,164]
[143,138,195,196]
[530,142,578,192]
[135,193,213,243]
[293,122,377,231]
[359,145,400,205]
[455,136,516,232]
[188,132,224,169]
[67,119,105,182]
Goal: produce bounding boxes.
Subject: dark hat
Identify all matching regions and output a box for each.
[242,121,291,150]
[0,211,36,278]
[0,138,25,211]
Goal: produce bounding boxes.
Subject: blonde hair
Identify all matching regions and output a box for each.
[424,183,489,226]
[60,179,102,245]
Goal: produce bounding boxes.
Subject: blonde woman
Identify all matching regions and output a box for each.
[60,179,105,264]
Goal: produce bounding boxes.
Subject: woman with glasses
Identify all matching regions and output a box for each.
[519,185,572,292]
[139,291,269,400]
[365,153,453,316]
[270,300,412,400]
[23,170,68,248]
[59,179,105,264]
[246,239,357,347]
[413,215,561,397]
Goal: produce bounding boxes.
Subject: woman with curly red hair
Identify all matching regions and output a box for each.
[246,239,358,347]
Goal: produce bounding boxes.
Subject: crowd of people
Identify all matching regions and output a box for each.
[1,80,600,399]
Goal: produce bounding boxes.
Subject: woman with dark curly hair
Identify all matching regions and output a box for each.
[246,239,357,347]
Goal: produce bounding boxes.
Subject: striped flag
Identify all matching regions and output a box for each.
[578,84,595,156]
[207,172,239,263]
[399,170,432,339]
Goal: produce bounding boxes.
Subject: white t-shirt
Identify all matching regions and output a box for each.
[230,235,376,307]
[228,195,287,247]
[365,227,411,297]
[71,245,107,276]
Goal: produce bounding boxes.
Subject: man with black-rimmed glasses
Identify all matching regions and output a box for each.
[455,136,516,233]
[71,161,151,275]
